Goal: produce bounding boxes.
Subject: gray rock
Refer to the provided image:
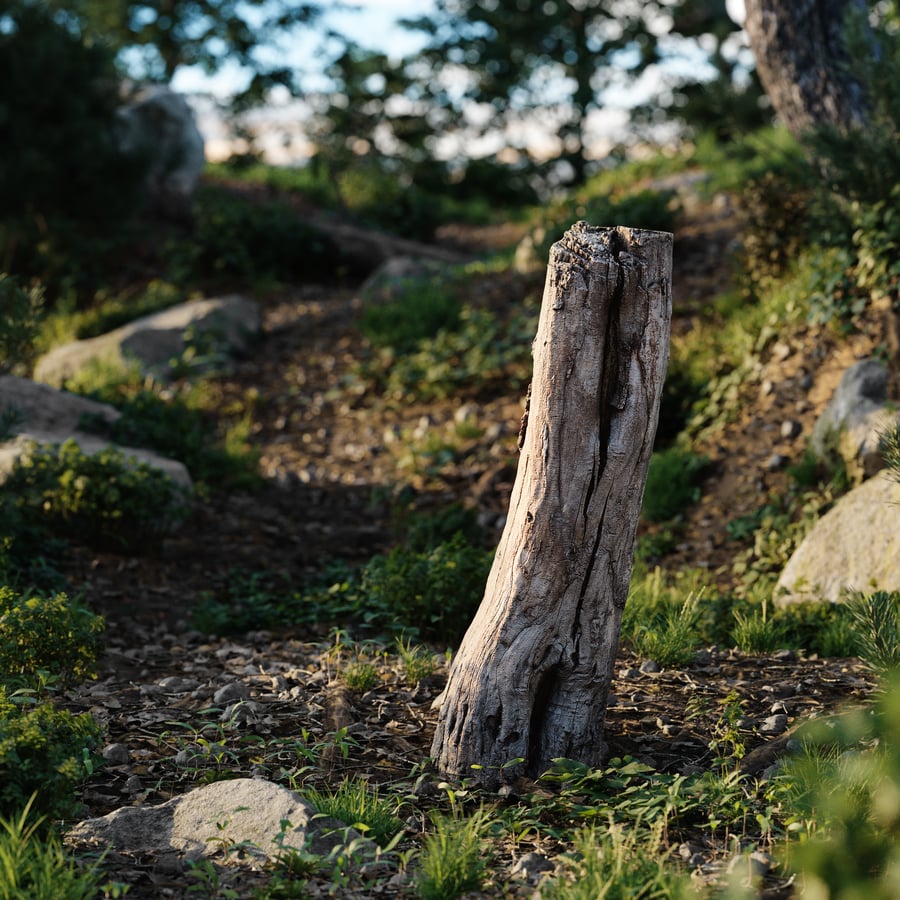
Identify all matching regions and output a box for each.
[776,471,900,604]
[810,359,900,482]
[65,778,364,862]
[34,296,260,388]
[116,86,205,220]
[101,743,132,765]
[507,851,554,884]
[213,682,251,705]
[759,715,789,735]
[0,375,192,492]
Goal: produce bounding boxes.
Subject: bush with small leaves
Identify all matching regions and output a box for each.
[0,689,102,821]
[0,275,43,376]
[4,439,191,552]
[0,587,104,688]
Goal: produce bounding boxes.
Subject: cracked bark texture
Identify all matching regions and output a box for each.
[743,0,871,137]
[431,223,672,787]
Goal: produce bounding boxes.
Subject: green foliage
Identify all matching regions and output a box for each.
[0,587,103,688]
[641,446,708,525]
[316,533,492,645]
[731,486,838,597]
[851,183,900,305]
[0,797,102,899]
[846,590,900,674]
[39,280,184,350]
[542,820,690,900]
[883,421,900,482]
[731,598,783,654]
[626,592,701,668]
[362,305,537,404]
[769,674,900,898]
[360,283,461,354]
[341,660,379,692]
[80,385,261,491]
[191,569,295,635]
[0,275,43,375]
[3,439,191,552]
[395,637,440,685]
[166,187,349,288]
[416,807,490,900]
[0,689,102,821]
[303,777,402,847]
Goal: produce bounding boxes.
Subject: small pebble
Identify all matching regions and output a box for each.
[764,453,789,470]
[759,714,789,735]
[780,419,802,440]
[639,659,661,674]
[213,681,250,705]
[101,743,131,765]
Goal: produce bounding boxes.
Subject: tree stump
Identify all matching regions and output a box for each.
[431,223,672,787]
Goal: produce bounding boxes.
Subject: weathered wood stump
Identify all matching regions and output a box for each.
[431,223,673,787]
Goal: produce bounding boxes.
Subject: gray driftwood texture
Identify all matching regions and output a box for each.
[431,223,673,786]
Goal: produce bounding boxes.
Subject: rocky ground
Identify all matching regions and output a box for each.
[56,184,893,896]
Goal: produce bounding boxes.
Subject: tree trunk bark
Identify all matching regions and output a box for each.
[743,0,870,137]
[431,223,672,788]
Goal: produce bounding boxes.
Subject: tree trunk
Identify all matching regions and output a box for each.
[431,223,672,788]
[743,0,870,137]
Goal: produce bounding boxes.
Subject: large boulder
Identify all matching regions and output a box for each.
[0,375,192,491]
[66,779,364,864]
[116,85,205,220]
[810,359,900,483]
[33,296,260,388]
[775,471,900,604]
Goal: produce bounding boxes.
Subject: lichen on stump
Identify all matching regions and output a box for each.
[431,223,673,787]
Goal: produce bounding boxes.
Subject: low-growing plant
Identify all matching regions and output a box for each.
[769,673,900,896]
[396,637,440,685]
[191,569,296,635]
[165,187,348,288]
[360,282,462,354]
[542,819,691,900]
[416,807,491,900]
[627,592,702,668]
[641,446,709,524]
[846,590,900,674]
[341,660,380,692]
[0,796,103,899]
[4,438,191,552]
[313,533,493,644]
[0,689,102,820]
[81,385,261,491]
[731,597,784,654]
[360,304,537,404]
[0,274,43,375]
[304,777,403,848]
[0,587,104,687]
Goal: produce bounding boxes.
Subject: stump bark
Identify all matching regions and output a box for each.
[431,223,672,787]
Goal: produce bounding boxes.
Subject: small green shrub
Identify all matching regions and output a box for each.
[304,777,402,847]
[731,598,784,654]
[0,275,43,375]
[847,590,900,674]
[360,283,461,354]
[0,689,102,820]
[341,660,380,692]
[191,569,296,635]
[626,592,701,667]
[641,446,709,524]
[363,305,537,403]
[416,808,490,900]
[81,387,260,490]
[542,820,690,900]
[0,588,104,688]
[770,673,900,897]
[166,188,348,287]
[317,533,493,644]
[4,439,191,551]
[0,797,102,899]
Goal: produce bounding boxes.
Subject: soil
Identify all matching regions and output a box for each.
[56,182,897,897]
